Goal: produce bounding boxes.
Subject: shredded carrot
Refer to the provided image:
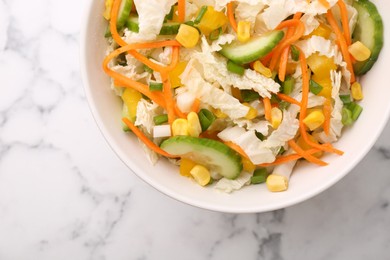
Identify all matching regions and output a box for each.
[326,10,355,83]
[323,98,332,135]
[263,97,272,121]
[174,105,187,118]
[227,2,238,32]
[190,98,201,113]
[161,73,177,125]
[224,141,249,159]
[178,0,186,22]
[276,93,301,106]
[319,0,330,9]
[122,118,179,158]
[288,140,328,166]
[259,148,321,167]
[337,0,352,46]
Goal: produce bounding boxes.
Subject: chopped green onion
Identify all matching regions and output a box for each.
[291,45,300,61]
[198,109,216,131]
[227,60,245,76]
[165,5,175,21]
[278,146,286,155]
[144,64,153,73]
[278,101,290,110]
[209,27,222,41]
[270,94,280,104]
[309,79,323,95]
[347,102,363,121]
[255,131,264,141]
[241,90,260,102]
[194,6,208,24]
[342,107,353,126]
[339,94,352,105]
[149,82,163,91]
[251,168,268,184]
[153,114,168,125]
[281,76,295,95]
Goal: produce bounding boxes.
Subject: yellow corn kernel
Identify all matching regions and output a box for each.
[303,110,325,131]
[307,53,337,79]
[310,23,332,39]
[348,41,371,62]
[271,107,283,129]
[180,158,197,177]
[190,165,211,186]
[285,62,297,75]
[243,103,258,120]
[242,157,255,173]
[196,6,228,36]
[103,0,114,20]
[266,175,288,192]
[172,118,189,136]
[187,112,202,137]
[311,74,333,99]
[176,24,200,48]
[237,21,251,43]
[169,61,188,88]
[351,82,364,101]
[121,88,142,122]
[211,108,228,119]
[297,134,323,158]
[253,61,273,78]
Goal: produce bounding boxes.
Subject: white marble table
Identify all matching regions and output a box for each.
[1,0,390,259]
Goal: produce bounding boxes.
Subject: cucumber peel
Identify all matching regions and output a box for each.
[352,0,384,75]
[117,0,133,30]
[160,136,243,179]
[219,30,284,64]
[126,15,181,35]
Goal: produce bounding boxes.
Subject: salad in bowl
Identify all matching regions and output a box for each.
[101,0,383,194]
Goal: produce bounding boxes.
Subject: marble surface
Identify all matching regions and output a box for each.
[1,0,390,259]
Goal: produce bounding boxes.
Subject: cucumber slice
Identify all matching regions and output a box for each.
[117,0,133,30]
[219,31,284,64]
[160,136,243,179]
[352,0,384,75]
[126,15,181,35]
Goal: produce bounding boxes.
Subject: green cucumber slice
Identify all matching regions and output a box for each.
[352,0,384,75]
[219,30,284,64]
[117,0,133,30]
[126,15,181,35]
[160,136,243,179]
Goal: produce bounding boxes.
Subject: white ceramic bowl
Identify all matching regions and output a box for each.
[81,0,390,213]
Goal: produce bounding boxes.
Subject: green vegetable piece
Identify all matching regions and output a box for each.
[309,79,323,95]
[104,25,112,38]
[198,109,216,131]
[227,60,245,75]
[194,6,208,24]
[339,94,352,105]
[278,101,290,110]
[144,64,153,73]
[291,45,300,61]
[352,0,384,75]
[251,168,268,184]
[122,103,132,132]
[219,30,285,64]
[154,114,168,125]
[281,76,295,95]
[165,5,175,21]
[342,107,353,126]
[255,131,264,141]
[160,136,243,179]
[241,90,260,102]
[149,82,163,92]
[126,15,181,35]
[209,27,223,41]
[347,102,363,121]
[117,0,133,30]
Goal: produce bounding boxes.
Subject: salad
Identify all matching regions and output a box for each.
[102,0,383,193]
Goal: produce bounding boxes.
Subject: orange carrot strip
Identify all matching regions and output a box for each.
[122,118,179,158]
[161,73,177,125]
[259,148,321,167]
[224,141,249,159]
[337,0,352,46]
[288,140,328,166]
[276,93,301,106]
[319,0,330,9]
[227,2,238,32]
[263,97,272,121]
[326,10,355,83]
[178,0,186,22]
[174,105,187,118]
[190,98,201,113]
[323,98,332,135]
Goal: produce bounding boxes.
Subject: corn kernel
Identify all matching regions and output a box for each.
[172,118,189,136]
[103,0,114,20]
[253,61,273,78]
[266,174,288,192]
[187,112,202,137]
[348,41,371,62]
[309,23,332,39]
[211,108,228,119]
[180,158,197,177]
[271,107,283,129]
[351,82,364,101]
[169,61,188,88]
[303,110,325,131]
[176,24,200,48]
[243,103,258,120]
[307,53,337,79]
[196,6,228,36]
[285,62,297,75]
[297,134,323,158]
[242,157,255,173]
[190,165,211,186]
[311,74,333,99]
[237,21,251,43]
[122,88,142,122]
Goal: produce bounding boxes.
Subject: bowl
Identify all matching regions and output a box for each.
[80,0,390,213]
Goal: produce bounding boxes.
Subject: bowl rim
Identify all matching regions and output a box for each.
[80,0,390,213]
